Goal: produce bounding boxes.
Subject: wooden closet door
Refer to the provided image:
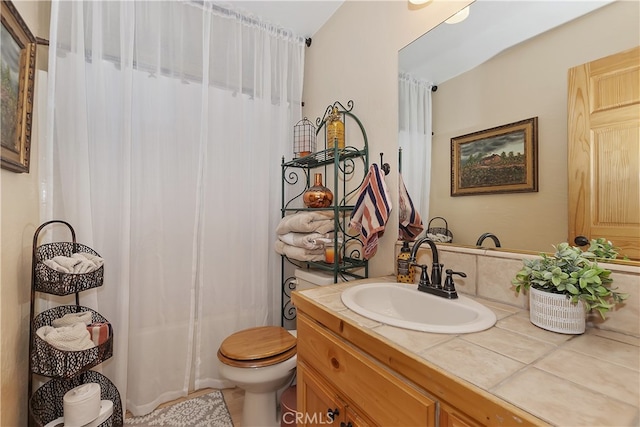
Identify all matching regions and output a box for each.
[568,46,640,260]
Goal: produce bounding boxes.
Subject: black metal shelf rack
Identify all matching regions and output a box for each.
[28,220,123,427]
[280,100,369,325]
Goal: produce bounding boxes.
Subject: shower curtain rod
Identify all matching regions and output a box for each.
[36,3,311,48]
[189,0,310,46]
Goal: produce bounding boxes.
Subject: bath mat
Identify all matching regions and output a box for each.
[125,390,234,426]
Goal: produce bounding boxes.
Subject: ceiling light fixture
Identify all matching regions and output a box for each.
[445,6,470,24]
[408,0,431,5]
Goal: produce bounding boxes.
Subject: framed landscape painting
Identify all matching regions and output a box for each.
[1,0,36,173]
[451,117,538,196]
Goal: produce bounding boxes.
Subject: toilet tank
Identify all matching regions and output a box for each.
[294,269,342,291]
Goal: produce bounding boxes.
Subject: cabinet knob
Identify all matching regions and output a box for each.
[327,408,340,421]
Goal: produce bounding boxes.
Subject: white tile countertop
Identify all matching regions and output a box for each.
[295,276,640,427]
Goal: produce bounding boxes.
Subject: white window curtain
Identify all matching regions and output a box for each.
[41,0,304,415]
[398,73,433,232]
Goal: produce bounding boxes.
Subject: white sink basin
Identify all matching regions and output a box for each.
[341,283,497,334]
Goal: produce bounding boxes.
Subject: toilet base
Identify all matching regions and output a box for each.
[243,390,279,427]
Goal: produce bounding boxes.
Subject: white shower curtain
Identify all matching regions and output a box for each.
[41,0,304,415]
[398,73,433,233]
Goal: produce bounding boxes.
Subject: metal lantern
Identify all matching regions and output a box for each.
[293,117,316,158]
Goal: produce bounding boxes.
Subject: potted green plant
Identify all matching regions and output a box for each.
[512,241,627,334]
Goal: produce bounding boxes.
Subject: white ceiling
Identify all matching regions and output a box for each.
[400,0,615,84]
[217,1,345,39]
[220,1,615,84]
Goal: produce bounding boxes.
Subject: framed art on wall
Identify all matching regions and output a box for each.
[1,0,36,173]
[451,117,538,196]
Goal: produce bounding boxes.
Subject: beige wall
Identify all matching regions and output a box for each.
[303,0,472,277]
[1,2,50,425]
[430,1,640,252]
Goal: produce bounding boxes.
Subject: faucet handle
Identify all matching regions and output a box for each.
[415,264,431,291]
[444,269,466,292]
[418,265,430,285]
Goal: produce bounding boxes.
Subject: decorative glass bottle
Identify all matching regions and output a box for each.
[326,107,345,151]
[303,173,334,208]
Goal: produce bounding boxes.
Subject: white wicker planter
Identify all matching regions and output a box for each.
[529,287,586,334]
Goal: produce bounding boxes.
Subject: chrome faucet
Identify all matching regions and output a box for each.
[409,237,461,299]
[476,232,501,248]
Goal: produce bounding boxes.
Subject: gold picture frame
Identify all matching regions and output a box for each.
[451,117,538,196]
[1,0,36,173]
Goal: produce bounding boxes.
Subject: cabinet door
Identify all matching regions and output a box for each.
[297,361,344,427]
[439,403,484,427]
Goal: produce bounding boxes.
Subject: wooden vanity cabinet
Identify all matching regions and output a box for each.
[296,313,436,426]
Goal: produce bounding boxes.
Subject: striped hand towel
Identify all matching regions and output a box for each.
[349,164,392,259]
[398,172,423,241]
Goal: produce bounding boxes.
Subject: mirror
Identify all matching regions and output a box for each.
[399,0,639,259]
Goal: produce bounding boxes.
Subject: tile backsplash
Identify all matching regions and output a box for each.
[404,243,640,337]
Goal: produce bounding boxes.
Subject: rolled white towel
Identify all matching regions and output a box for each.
[43,256,82,273]
[278,232,329,250]
[36,322,95,351]
[52,311,93,327]
[72,252,104,269]
[426,232,451,243]
[43,253,102,274]
[43,253,103,274]
[71,253,104,273]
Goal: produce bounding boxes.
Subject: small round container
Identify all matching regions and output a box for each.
[323,239,342,264]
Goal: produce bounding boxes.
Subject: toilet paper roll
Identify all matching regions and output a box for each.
[42,401,113,427]
[84,400,114,427]
[63,383,101,427]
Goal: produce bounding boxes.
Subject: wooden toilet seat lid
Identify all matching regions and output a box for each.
[218,326,296,367]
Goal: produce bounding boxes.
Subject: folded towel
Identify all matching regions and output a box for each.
[51,311,93,327]
[398,173,424,241]
[43,252,103,274]
[87,322,111,346]
[278,232,329,250]
[349,164,392,260]
[36,322,95,351]
[276,211,335,235]
[274,240,326,262]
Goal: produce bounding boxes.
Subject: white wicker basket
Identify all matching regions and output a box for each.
[529,287,586,334]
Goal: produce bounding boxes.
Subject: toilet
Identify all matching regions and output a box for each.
[217,269,339,426]
[294,268,343,290]
[218,326,297,427]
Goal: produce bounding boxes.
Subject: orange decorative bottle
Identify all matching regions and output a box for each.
[303,173,333,208]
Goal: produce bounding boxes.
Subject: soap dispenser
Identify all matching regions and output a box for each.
[396,242,415,283]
